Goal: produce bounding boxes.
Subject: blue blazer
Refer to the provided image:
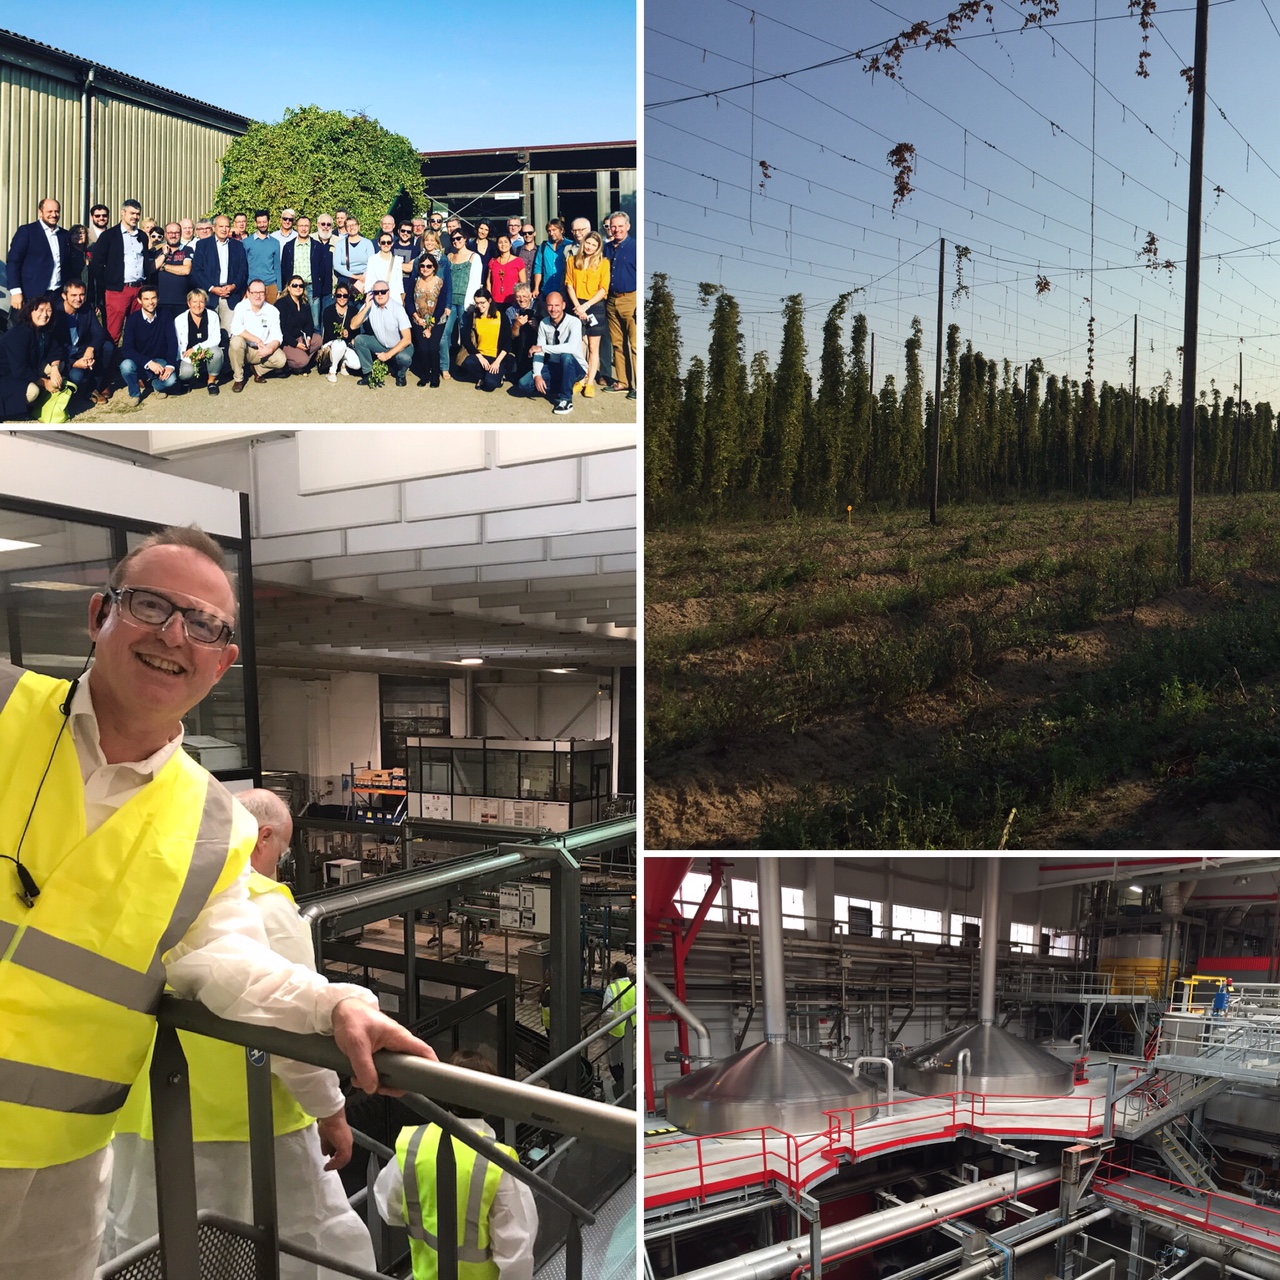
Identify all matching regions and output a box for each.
[280,239,334,300]
[7,221,80,301]
[192,237,249,310]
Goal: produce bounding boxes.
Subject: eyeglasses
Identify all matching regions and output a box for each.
[289,283,304,290]
[379,239,393,246]
[421,264,436,271]
[399,227,413,234]
[451,236,465,243]
[281,216,295,222]
[522,230,536,237]
[109,586,234,648]
[373,288,390,295]
[335,292,350,299]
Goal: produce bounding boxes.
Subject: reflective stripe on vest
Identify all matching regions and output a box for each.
[115,870,313,1142]
[0,662,253,1168]
[396,1122,515,1280]
[603,979,636,1036]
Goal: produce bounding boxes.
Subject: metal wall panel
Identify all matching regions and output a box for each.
[0,64,83,294]
[91,93,235,226]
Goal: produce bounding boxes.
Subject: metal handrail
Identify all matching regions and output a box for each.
[159,995,635,1151]
[526,1010,633,1086]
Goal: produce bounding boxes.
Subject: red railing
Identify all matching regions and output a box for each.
[645,1088,1108,1209]
[1096,1162,1280,1253]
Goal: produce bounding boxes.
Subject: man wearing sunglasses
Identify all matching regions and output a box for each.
[351,282,412,387]
[0,526,436,1279]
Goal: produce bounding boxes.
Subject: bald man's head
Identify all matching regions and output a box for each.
[238,788,295,879]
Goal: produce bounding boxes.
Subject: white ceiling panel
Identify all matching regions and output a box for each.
[402,458,579,521]
[345,514,482,556]
[494,430,635,465]
[297,431,487,492]
[486,496,635,542]
[254,438,401,537]
[253,529,346,566]
[549,529,636,559]
[584,450,638,500]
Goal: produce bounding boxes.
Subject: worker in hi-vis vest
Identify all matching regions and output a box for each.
[0,527,434,1280]
[375,1050,539,1280]
[106,790,376,1279]
[600,962,636,1091]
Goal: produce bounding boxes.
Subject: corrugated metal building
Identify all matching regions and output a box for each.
[421,141,637,233]
[1,28,249,300]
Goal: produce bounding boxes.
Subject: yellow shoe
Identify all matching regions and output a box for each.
[574,380,586,394]
[583,382,596,397]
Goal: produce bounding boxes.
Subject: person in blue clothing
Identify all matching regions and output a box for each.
[7,198,80,311]
[1212,980,1233,1016]
[118,285,179,404]
[192,216,250,337]
[53,280,112,407]
[532,219,570,315]
[244,211,283,303]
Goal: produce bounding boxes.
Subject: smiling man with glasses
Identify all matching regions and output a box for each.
[0,527,436,1278]
[227,279,286,391]
[351,281,412,388]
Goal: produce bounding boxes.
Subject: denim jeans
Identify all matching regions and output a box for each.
[353,335,411,377]
[119,357,179,398]
[515,352,585,402]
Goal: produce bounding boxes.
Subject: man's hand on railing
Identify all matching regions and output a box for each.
[318,1109,356,1171]
[332,997,439,1094]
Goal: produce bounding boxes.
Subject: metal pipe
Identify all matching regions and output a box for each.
[758,858,788,1042]
[980,859,1000,1024]
[1165,1258,1217,1280]
[956,1047,971,1096]
[158,995,633,1151]
[939,1208,1113,1280]
[1072,1260,1115,1280]
[853,1056,895,1107]
[1145,1219,1280,1280]
[645,972,714,1064]
[676,1164,1061,1280]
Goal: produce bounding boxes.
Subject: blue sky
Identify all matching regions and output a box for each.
[13,6,637,151]
[646,0,1280,405]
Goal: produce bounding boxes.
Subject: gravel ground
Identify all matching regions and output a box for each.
[64,368,638,426]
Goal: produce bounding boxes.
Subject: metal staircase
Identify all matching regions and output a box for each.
[1147,1122,1218,1191]
[1114,1069,1228,1139]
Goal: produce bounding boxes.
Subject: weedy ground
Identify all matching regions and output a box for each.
[645,494,1280,849]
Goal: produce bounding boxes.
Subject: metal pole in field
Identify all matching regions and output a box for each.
[1130,314,1138,505]
[1233,350,1243,497]
[1177,0,1210,585]
[931,238,945,526]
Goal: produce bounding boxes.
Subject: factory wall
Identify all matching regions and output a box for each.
[473,671,610,740]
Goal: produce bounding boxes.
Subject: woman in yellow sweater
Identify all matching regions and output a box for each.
[564,231,610,397]
[456,289,513,391]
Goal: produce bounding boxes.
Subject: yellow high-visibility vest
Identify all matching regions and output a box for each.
[396,1122,518,1280]
[0,662,253,1169]
[602,978,636,1037]
[115,872,313,1141]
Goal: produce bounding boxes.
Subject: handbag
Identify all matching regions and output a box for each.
[37,385,75,424]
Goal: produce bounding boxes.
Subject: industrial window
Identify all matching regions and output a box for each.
[781,886,805,931]
[678,871,725,923]
[951,913,981,944]
[1050,931,1078,958]
[731,878,759,926]
[379,675,450,769]
[1010,922,1038,954]
[834,895,883,935]
[892,904,944,943]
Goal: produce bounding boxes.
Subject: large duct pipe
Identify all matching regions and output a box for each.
[939,1207,1113,1280]
[677,1164,1061,1280]
[645,972,714,1065]
[758,858,787,1042]
[1145,1216,1280,1280]
[980,859,1000,1025]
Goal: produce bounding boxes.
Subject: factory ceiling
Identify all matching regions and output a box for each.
[66,429,637,675]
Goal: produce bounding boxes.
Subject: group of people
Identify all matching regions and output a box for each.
[1,197,638,419]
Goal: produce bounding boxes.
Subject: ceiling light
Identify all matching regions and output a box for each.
[457,657,484,666]
[547,667,578,674]
[16,580,94,592]
[1129,885,1143,892]
[0,538,39,553]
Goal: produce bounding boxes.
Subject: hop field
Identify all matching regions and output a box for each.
[645,495,1280,850]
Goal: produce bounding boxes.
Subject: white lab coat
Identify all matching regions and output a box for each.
[373,1117,539,1280]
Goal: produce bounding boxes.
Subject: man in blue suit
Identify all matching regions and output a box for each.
[7,198,79,311]
[193,214,249,340]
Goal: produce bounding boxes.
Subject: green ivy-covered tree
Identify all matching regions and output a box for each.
[767,294,808,507]
[700,286,748,504]
[213,105,425,230]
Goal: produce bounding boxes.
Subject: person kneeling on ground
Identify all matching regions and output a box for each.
[175,288,224,395]
[54,280,113,407]
[505,283,538,386]
[277,276,322,375]
[511,292,585,415]
[228,278,287,392]
[455,289,512,391]
[351,282,412,388]
[319,285,363,382]
[119,285,179,404]
[0,295,68,420]
[375,1050,539,1280]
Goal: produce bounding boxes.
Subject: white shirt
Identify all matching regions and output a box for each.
[363,297,410,348]
[229,299,283,345]
[374,1117,538,1280]
[69,671,375,1034]
[175,310,222,355]
[532,313,584,374]
[363,253,404,300]
[121,223,146,286]
[215,237,231,285]
[40,219,62,290]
